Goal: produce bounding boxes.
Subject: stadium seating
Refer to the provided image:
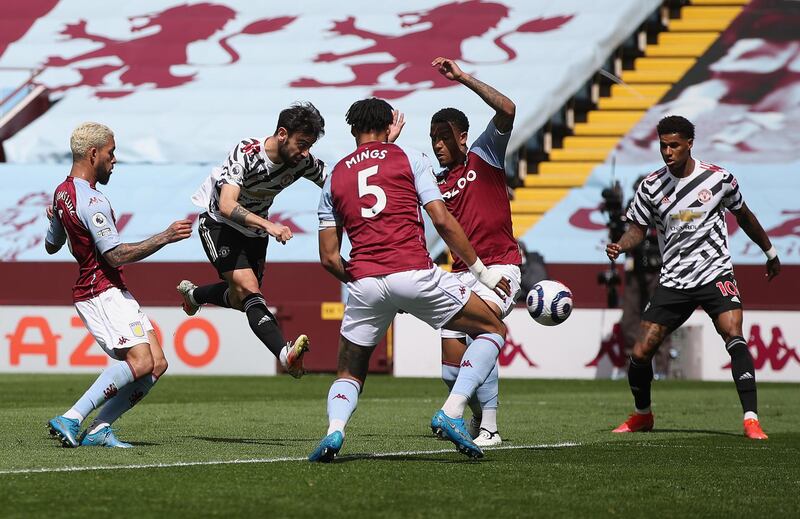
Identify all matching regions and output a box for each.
[511,0,750,237]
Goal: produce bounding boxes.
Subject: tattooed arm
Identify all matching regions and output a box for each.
[432,56,515,132]
[218,183,293,244]
[606,222,647,262]
[104,219,193,267]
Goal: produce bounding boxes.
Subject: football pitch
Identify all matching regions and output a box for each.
[0,375,797,518]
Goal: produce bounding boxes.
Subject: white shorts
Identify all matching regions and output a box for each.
[341,266,472,346]
[441,264,521,339]
[74,287,154,361]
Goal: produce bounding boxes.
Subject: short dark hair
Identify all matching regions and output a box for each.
[345,98,393,134]
[275,102,325,139]
[431,108,469,133]
[657,115,694,140]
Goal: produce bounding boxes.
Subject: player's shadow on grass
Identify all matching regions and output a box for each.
[362,433,434,440]
[334,453,487,464]
[654,428,742,437]
[189,435,314,446]
[128,441,160,446]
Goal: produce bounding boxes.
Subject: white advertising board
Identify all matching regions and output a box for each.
[0,306,276,375]
[393,309,800,382]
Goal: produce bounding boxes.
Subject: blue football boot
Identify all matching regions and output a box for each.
[430,410,484,459]
[79,426,133,448]
[47,416,81,448]
[308,431,344,462]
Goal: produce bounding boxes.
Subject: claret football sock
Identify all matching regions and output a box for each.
[193,282,231,308]
[327,378,361,435]
[242,293,285,358]
[447,333,504,417]
[726,336,758,414]
[65,362,136,424]
[628,356,654,411]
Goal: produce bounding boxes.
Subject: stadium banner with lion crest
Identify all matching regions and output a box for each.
[0,0,659,166]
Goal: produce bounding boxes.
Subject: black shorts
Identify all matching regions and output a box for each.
[198,212,267,284]
[642,273,743,331]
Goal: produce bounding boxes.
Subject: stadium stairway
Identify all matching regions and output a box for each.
[510,0,749,239]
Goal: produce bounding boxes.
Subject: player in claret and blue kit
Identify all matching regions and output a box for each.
[45,122,192,448]
[309,98,512,462]
[427,56,522,447]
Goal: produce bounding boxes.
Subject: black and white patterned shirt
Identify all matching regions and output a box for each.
[626,160,743,289]
[192,138,325,237]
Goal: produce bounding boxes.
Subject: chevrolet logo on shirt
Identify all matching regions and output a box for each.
[670,209,706,222]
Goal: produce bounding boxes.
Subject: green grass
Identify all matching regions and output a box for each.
[0,375,798,518]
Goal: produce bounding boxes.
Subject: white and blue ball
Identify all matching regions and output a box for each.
[526,280,573,326]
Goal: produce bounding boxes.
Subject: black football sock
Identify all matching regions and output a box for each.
[242,293,286,358]
[726,336,757,415]
[192,282,231,308]
[628,356,654,411]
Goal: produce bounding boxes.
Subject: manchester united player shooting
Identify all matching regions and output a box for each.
[309,98,512,462]
[429,57,521,447]
[178,102,325,377]
[607,116,780,439]
[46,122,192,448]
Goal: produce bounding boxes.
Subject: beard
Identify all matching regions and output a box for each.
[96,165,112,185]
[277,142,299,166]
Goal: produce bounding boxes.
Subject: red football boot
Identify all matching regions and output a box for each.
[743,418,768,440]
[612,412,654,433]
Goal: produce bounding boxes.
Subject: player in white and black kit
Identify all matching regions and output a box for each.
[177,102,326,377]
[607,116,780,439]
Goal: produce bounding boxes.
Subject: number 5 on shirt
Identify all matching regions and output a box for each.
[358,165,386,218]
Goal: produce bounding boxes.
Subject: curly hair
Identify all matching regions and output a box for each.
[275,101,325,138]
[345,98,393,134]
[657,115,694,140]
[431,107,469,133]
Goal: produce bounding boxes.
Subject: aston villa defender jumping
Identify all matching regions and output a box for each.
[606,116,780,440]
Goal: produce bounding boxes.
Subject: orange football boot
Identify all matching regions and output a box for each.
[743,418,768,440]
[612,412,654,433]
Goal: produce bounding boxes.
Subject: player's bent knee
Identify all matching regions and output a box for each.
[153,357,168,377]
[126,343,155,378]
[632,342,654,362]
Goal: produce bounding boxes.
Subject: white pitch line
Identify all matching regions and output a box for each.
[0,442,580,476]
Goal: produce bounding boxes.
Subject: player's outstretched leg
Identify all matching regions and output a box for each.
[613,356,655,433]
[435,332,504,458]
[440,348,496,443]
[725,336,767,439]
[47,362,136,448]
[309,378,360,462]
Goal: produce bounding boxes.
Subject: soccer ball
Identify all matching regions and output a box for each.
[526,280,573,326]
